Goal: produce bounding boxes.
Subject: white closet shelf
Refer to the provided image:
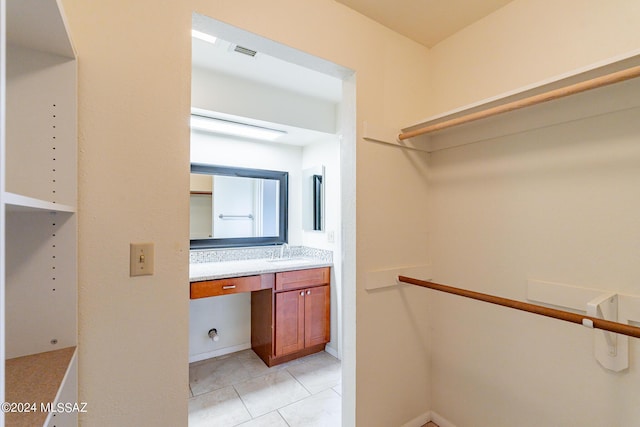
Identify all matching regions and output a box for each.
[399,49,640,152]
[6,0,75,58]
[5,347,77,427]
[3,191,75,213]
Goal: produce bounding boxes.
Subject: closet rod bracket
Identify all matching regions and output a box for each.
[587,293,627,372]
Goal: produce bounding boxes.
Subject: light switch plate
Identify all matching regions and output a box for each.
[327,230,335,244]
[130,243,154,276]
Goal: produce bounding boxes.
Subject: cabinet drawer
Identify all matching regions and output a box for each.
[191,274,272,299]
[275,267,330,291]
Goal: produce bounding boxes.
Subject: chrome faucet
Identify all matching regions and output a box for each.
[279,243,291,259]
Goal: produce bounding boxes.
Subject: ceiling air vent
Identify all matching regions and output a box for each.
[233,45,257,57]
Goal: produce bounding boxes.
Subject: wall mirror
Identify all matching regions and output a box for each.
[190,164,288,248]
[302,165,325,232]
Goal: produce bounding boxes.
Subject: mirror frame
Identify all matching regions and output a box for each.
[190,163,288,249]
[302,165,325,232]
[312,173,323,231]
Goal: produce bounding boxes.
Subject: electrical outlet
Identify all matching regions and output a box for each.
[327,230,335,244]
[130,242,154,276]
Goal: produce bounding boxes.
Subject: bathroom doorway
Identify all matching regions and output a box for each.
[187,13,356,426]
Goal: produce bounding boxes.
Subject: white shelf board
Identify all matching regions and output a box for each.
[6,0,75,58]
[3,191,75,213]
[400,49,640,152]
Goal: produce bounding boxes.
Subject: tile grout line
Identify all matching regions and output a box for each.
[230,384,254,427]
[276,384,343,426]
[189,350,342,426]
[284,365,315,396]
[277,366,341,411]
[275,408,294,427]
[285,357,342,396]
[230,367,305,421]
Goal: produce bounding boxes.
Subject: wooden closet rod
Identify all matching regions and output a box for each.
[398,276,640,339]
[398,65,640,140]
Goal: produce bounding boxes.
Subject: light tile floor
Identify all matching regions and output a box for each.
[189,350,341,427]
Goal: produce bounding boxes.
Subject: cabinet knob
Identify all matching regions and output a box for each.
[300,291,305,296]
[306,290,311,295]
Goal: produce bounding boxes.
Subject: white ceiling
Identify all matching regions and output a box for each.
[192,37,342,146]
[191,1,514,106]
[191,1,513,144]
[192,38,343,103]
[335,0,513,48]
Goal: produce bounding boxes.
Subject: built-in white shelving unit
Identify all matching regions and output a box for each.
[1,0,78,425]
[4,192,75,213]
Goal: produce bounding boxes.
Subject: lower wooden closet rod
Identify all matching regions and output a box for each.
[398,275,640,339]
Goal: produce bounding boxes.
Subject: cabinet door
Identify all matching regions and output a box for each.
[275,289,305,356]
[304,285,330,348]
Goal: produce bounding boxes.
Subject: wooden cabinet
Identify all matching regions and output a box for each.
[274,289,305,356]
[1,0,78,425]
[304,285,331,348]
[191,274,273,299]
[275,285,330,357]
[275,267,330,291]
[191,266,330,367]
[252,266,331,367]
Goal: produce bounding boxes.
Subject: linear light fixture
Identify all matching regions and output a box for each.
[190,115,287,141]
[191,29,217,45]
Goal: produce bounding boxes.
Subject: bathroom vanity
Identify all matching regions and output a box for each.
[190,257,331,367]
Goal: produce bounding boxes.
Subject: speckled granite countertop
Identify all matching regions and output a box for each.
[189,246,333,282]
[190,258,332,282]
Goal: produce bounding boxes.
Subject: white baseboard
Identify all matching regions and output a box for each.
[401,411,456,427]
[401,411,431,427]
[430,411,457,427]
[188,343,251,363]
[325,344,339,359]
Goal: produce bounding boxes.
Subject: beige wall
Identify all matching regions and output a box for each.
[426,1,640,426]
[429,104,640,427]
[62,0,431,425]
[56,0,640,425]
[428,0,640,115]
